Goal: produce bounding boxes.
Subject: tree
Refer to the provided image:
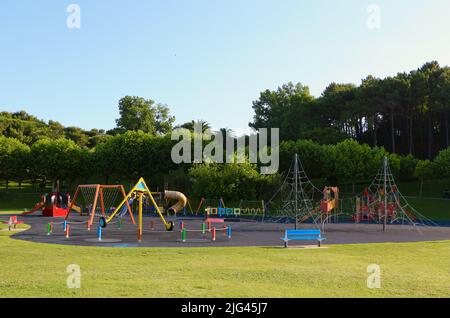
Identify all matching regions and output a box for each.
[30,138,84,187]
[0,136,30,189]
[279,140,327,179]
[64,126,89,147]
[430,66,450,148]
[433,147,450,179]
[115,96,175,135]
[249,82,315,141]
[188,161,271,203]
[414,160,435,197]
[178,120,211,133]
[331,140,375,193]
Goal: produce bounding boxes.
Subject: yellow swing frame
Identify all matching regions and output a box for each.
[105,178,174,235]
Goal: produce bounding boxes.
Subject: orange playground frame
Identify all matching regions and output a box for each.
[65,184,136,226]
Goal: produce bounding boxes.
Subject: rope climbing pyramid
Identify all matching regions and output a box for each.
[268,154,323,228]
[365,156,437,231]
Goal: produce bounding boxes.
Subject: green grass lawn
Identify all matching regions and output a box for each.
[0,223,449,297]
[407,197,450,221]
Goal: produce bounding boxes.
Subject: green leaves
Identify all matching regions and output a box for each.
[115,96,175,135]
[30,138,84,182]
[0,136,30,182]
[188,161,271,203]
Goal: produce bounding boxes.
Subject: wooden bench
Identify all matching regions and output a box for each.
[281,229,325,248]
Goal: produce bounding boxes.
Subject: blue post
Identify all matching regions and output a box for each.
[63,220,67,231]
[227,226,232,239]
[97,226,102,241]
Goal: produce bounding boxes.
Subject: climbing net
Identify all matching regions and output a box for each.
[356,157,437,228]
[66,185,132,224]
[265,154,323,225]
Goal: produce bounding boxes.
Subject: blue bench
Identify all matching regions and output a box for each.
[281,229,325,248]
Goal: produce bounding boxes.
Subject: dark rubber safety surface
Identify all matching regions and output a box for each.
[6,214,450,248]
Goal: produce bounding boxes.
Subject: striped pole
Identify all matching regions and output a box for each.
[207,221,211,231]
[180,221,184,231]
[47,223,51,236]
[212,227,216,241]
[201,223,206,235]
[87,221,91,231]
[97,226,102,241]
[181,228,186,242]
[63,220,67,231]
[118,218,122,230]
[65,224,70,239]
[150,221,154,230]
[227,226,232,239]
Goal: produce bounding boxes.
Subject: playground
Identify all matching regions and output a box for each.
[2,156,450,248]
[8,214,450,248]
[1,155,450,298]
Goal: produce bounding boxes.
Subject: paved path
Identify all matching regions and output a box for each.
[6,215,450,248]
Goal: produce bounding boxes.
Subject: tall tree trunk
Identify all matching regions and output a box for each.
[419,179,423,197]
[373,115,378,147]
[428,113,433,159]
[390,109,396,154]
[445,112,449,148]
[409,117,414,155]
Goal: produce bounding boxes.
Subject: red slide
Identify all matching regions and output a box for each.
[22,202,45,215]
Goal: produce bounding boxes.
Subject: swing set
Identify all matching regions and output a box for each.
[65,184,135,226]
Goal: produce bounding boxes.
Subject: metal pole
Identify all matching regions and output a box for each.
[138,192,143,242]
[294,154,299,230]
[383,156,388,232]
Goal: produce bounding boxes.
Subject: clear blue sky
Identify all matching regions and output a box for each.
[1,0,449,134]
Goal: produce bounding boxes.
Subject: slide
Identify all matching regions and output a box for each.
[70,204,82,213]
[22,202,45,215]
[164,190,187,214]
[118,198,134,217]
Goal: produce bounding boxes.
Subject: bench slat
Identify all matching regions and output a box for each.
[286,230,321,234]
[282,228,325,247]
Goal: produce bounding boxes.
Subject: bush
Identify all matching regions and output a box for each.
[399,154,419,181]
[433,147,450,178]
[188,161,272,203]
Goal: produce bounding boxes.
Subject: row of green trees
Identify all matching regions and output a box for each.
[1,132,449,201]
[250,61,450,159]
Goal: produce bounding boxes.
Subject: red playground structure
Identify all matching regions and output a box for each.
[22,180,81,218]
[23,192,78,217]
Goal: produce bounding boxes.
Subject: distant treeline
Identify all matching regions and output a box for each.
[1,61,450,200]
[0,132,449,202]
[250,61,450,159]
